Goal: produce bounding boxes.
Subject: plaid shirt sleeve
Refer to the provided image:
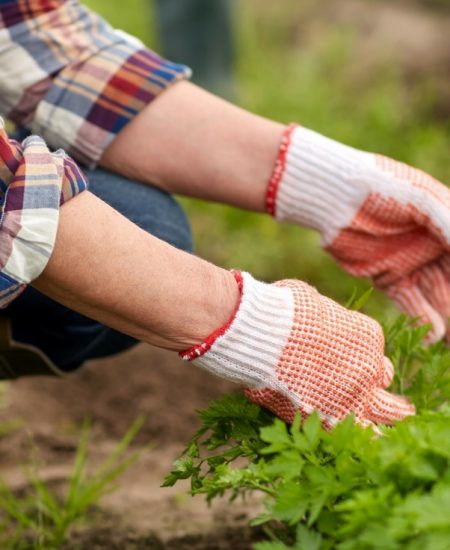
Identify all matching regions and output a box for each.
[0,1,191,168]
[0,119,88,308]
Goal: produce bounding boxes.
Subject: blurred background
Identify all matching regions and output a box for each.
[85,0,450,318]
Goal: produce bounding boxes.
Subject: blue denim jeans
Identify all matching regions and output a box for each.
[5,168,193,371]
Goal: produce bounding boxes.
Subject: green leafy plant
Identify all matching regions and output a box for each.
[0,418,145,549]
[384,316,450,411]
[164,318,450,549]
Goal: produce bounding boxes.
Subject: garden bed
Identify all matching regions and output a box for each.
[0,345,263,548]
[1,316,449,549]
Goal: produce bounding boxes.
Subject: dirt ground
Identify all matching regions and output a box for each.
[0,345,265,548]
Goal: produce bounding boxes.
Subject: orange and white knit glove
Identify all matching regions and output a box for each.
[267,125,450,342]
[180,272,414,429]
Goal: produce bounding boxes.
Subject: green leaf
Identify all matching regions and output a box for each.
[266,451,304,480]
[296,524,323,550]
[260,419,291,453]
[345,287,374,311]
[348,287,374,311]
[325,415,357,455]
[273,482,309,524]
[303,412,322,451]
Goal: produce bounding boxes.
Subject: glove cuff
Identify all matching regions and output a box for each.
[179,271,295,387]
[266,125,372,245]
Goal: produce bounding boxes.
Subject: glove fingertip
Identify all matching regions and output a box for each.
[354,415,381,435]
[382,357,394,388]
[387,281,446,343]
[367,388,416,426]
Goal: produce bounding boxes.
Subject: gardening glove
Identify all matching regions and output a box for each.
[180,271,415,429]
[266,125,450,343]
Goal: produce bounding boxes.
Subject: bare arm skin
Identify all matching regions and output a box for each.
[33,191,239,351]
[30,82,286,352]
[33,80,450,354]
[101,81,284,212]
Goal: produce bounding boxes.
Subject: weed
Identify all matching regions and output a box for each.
[0,418,145,549]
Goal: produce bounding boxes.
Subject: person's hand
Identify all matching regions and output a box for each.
[267,125,450,342]
[180,272,414,429]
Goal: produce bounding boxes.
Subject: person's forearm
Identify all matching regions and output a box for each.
[33,191,239,351]
[101,81,284,212]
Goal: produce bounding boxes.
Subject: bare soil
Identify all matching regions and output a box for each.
[0,345,264,548]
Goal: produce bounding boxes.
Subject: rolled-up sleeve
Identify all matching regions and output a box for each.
[0,119,88,308]
[0,1,191,168]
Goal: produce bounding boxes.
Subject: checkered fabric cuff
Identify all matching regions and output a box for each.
[0,121,88,308]
[31,29,191,168]
[0,1,190,169]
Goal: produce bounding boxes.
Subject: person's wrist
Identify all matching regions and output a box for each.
[267,125,372,244]
[179,272,297,388]
[174,268,242,353]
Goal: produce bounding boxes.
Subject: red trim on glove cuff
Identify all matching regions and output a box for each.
[265,123,298,216]
[179,271,244,361]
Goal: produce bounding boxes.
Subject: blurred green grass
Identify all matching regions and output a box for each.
[85,0,449,318]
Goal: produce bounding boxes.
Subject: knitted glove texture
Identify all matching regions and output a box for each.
[268,125,450,342]
[181,272,414,430]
